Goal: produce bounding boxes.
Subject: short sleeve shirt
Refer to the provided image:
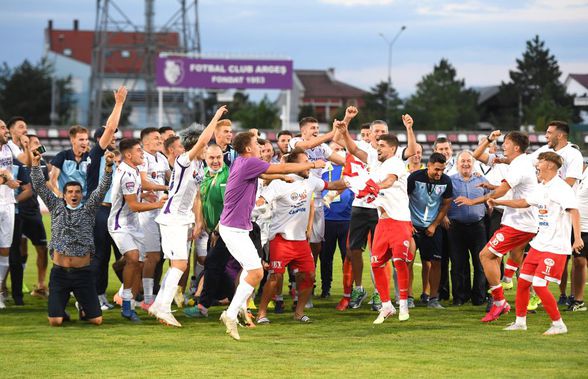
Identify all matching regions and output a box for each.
[51,149,90,199]
[289,137,332,199]
[373,156,411,221]
[220,156,270,230]
[407,169,453,228]
[501,154,538,233]
[108,161,142,232]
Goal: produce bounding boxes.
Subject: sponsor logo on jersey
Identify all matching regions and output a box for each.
[544,258,555,267]
[496,233,505,242]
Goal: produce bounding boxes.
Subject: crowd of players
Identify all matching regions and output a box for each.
[0,86,586,340]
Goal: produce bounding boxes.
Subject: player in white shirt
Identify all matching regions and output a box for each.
[333,108,417,310]
[365,134,414,324]
[137,127,170,310]
[456,131,538,322]
[0,120,21,309]
[6,117,27,160]
[569,166,588,312]
[108,138,166,322]
[148,106,228,327]
[489,151,583,335]
[254,147,347,323]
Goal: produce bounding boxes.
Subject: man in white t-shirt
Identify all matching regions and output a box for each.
[570,166,588,312]
[255,147,347,324]
[333,109,416,311]
[108,138,166,322]
[0,119,20,309]
[368,134,414,324]
[137,127,170,310]
[489,151,583,335]
[455,131,538,322]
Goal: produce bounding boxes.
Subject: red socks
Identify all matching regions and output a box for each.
[393,259,409,300]
[504,258,519,280]
[515,278,532,317]
[342,258,353,297]
[373,265,390,303]
[534,285,561,321]
[491,284,505,302]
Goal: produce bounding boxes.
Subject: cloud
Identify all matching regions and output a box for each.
[319,0,395,6]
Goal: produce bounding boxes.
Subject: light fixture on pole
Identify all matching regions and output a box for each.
[379,25,406,89]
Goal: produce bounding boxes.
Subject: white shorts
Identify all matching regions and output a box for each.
[309,205,325,244]
[196,230,209,258]
[219,224,262,271]
[0,204,15,248]
[139,213,161,253]
[110,229,145,261]
[160,223,192,261]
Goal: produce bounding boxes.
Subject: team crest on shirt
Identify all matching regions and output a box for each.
[495,233,505,242]
[151,172,157,179]
[125,182,135,191]
[544,258,555,267]
[403,240,410,247]
[290,192,299,201]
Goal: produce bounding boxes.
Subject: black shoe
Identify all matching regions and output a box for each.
[419,293,430,305]
[63,311,71,322]
[274,300,284,314]
[320,291,331,299]
[557,294,568,306]
[13,297,24,306]
[452,299,464,306]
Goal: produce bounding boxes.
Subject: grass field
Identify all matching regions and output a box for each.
[1,216,587,378]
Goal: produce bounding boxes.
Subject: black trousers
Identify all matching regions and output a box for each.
[199,235,235,308]
[91,205,121,295]
[9,213,24,302]
[447,219,487,305]
[319,220,349,293]
[439,228,450,300]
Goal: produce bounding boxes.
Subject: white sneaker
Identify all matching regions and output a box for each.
[0,294,5,309]
[220,311,240,340]
[150,304,182,327]
[543,322,567,335]
[399,305,409,322]
[373,306,397,325]
[503,322,527,331]
[305,299,313,309]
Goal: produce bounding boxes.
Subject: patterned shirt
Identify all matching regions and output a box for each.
[31,165,112,257]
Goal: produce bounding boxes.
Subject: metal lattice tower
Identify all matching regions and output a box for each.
[88,0,201,127]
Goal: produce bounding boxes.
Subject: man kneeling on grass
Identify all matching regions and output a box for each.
[28,144,114,326]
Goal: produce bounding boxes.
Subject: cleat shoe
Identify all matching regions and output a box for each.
[305,299,313,309]
[501,280,514,291]
[371,292,382,312]
[238,307,256,328]
[247,297,257,310]
[557,294,568,306]
[419,293,430,305]
[543,322,568,335]
[113,293,123,307]
[407,297,415,309]
[31,286,49,299]
[184,304,208,318]
[528,294,542,311]
[274,300,284,314]
[427,298,445,309]
[481,302,511,322]
[336,297,350,311]
[373,306,397,325]
[295,315,312,323]
[399,304,409,321]
[220,311,240,341]
[152,307,182,327]
[0,294,6,309]
[320,291,330,299]
[174,288,185,309]
[100,299,115,311]
[349,287,368,309]
[257,316,270,324]
[140,300,154,312]
[503,322,527,331]
[565,301,587,312]
[121,309,141,323]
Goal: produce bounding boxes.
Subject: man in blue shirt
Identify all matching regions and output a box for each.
[49,126,90,199]
[319,143,354,298]
[407,152,453,309]
[448,150,489,306]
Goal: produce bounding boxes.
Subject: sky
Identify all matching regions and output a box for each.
[0,0,587,98]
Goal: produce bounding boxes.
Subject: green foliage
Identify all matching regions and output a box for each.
[100,91,132,127]
[361,81,404,129]
[232,95,280,129]
[0,58,74,124]
[297,104,317,121]
[489,35,577,130]
[404,59,479,130]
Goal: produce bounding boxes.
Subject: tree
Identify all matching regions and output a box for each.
[0,58,74,125]
[360,81,404,128]
[232,96,280,129]
[404,59,479,130]
[485,35,577,130]
[100,90,132,127]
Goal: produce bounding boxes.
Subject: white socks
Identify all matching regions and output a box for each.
[142,278,154,303]
[122,288,133,301]
[516,316,526,325]
[227,271,254,320]
[157,267,183,312]
[0,256,9,290]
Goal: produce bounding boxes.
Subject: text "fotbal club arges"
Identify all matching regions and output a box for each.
[189,64,289,75]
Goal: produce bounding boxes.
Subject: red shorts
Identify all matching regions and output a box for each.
[486,225,535,256]
[268,234,315,275]
[370,218,413,267]
[520,248,568,284]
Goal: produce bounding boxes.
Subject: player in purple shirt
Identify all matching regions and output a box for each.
[218,131,326,340]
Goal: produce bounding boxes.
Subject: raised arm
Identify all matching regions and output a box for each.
[334,120,369,163]
[473,130,501,165]
[99,86,127,149]
[292,130,335,150]
[85,151,115,215]
[188,105,228,162]
[28,149,59,211]
[402,114,417,159]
